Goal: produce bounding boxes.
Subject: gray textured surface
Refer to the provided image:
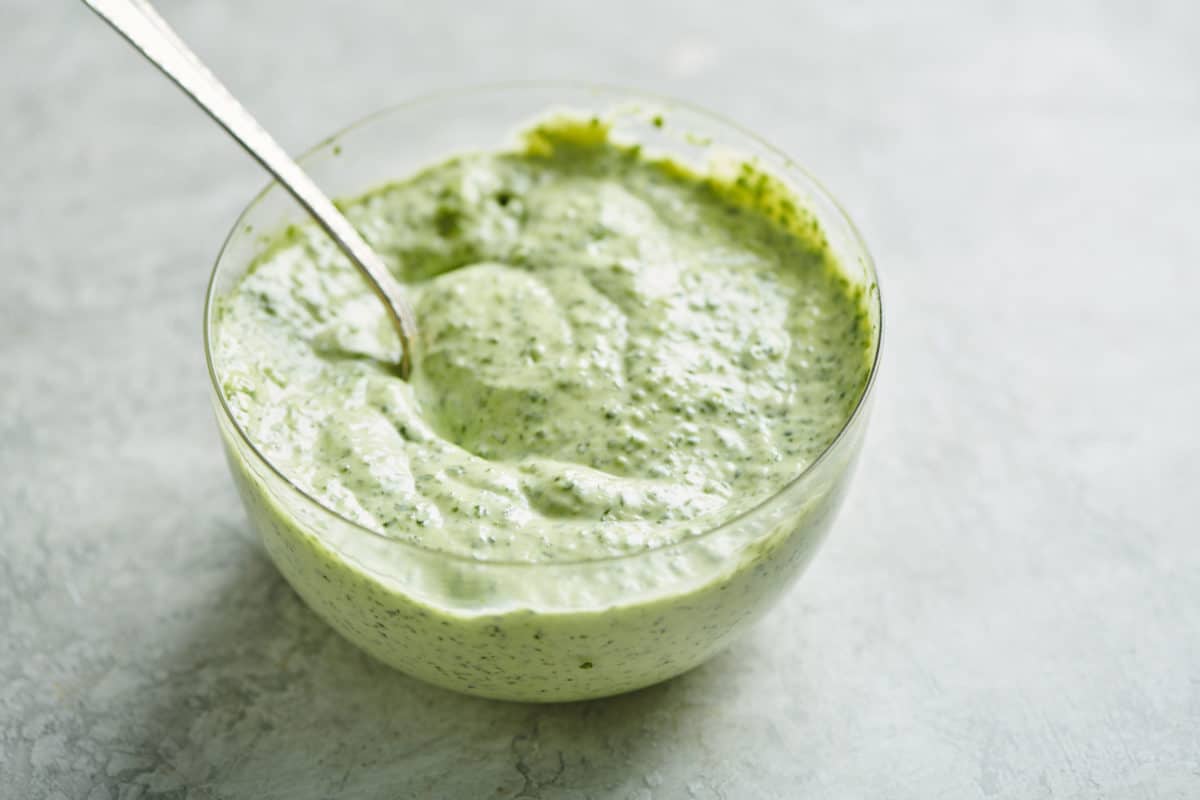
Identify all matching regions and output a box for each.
[3,0,1199,797]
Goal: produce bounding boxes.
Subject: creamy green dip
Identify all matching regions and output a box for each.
[212,116,875,700]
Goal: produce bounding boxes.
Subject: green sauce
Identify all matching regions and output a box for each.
[212,116,875,700]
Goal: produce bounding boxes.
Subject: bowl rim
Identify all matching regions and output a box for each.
[203,80,884,567]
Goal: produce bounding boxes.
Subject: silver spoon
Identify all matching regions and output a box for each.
[81,0,418,378]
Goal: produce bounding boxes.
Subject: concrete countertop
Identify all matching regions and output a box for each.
[3,1,1198,797]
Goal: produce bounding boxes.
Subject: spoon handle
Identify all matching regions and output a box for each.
[81,0,417,377]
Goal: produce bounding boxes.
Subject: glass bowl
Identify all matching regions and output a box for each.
[204,84,883,702]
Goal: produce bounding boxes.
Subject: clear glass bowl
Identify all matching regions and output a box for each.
[204,84,883,702]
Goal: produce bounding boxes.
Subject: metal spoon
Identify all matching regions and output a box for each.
[81,0,418,378]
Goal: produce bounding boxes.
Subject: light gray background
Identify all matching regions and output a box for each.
[3,1,1198,798]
